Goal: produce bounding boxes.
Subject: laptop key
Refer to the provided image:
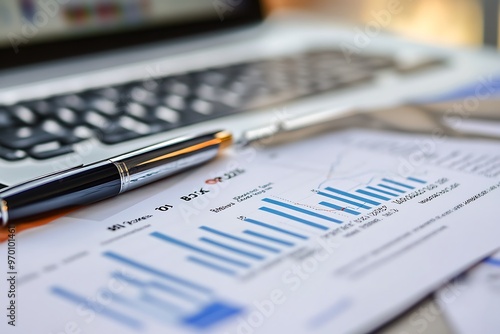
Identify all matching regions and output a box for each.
[123,103,167,127]
[164,95,186,110]
[40,119,85,145]
[154,106,180,124]
[0,126,63,150]
[99,129,142,145]
[118,116,152,135]
[0,146,27,161]
[84,111,111,129]
[90,98,120,116]
[95,120,143,144]
[124,102,148,119]
[42,119,70,134]
[59,127,90,144]
[55,108,80,125]
[12,106,38,125]
[29,141,74,160]
[191,99,214,115]
[167,81,191,97]
[128,86,158,106]
[54,95,86,110]
[23,100,55,117]
[195,83,219,101]
[0,108,18,128]
[197,71,227,86]
[72,126,94,140]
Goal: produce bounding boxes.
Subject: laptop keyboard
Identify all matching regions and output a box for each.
[0,49,442,161]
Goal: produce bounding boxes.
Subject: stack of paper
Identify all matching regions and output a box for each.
[2,128,500,333]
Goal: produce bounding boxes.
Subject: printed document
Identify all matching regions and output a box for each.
[2,129,500,333]
[437,250,500,334]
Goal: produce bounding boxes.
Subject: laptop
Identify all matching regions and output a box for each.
[0,0,499,187]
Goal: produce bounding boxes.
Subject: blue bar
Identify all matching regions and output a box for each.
[244,218,308,240]
[187,256,237,276]
[112,290,182,315]
[140,293,183,313]
[110,288,183,318]
[110,288,186,320]
[243,230,295,246]
[151,232,250,268]
[111,272,202,303]
[381,178,415,189]
[407,177,426,184]
[316,191,371,209]
[484,257,500,267]
[111,271,146,287]
[259,207,329,230]
[200,226,280,253]
[356,189,390,201]
[262,198,342,224]
[182,302,243,329]
[103,251,212,293]
[51,286,143,329]
[319,202,360,215]
[200,237,265,260]
[149,281,203,303]
[367,186,397,197]
[378,184,405,193]
[324,187,380,206]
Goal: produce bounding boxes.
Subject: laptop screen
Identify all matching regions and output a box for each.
[0,0,263,70]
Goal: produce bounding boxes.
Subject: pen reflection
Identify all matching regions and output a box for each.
[138,137,223,167]
[0,208,76,242]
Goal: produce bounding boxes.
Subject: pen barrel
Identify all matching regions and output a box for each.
[0,161,121,225]
[110,131,227,193]
[0,130,231,225]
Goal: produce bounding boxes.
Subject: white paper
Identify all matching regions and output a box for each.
[2,129,500,334]
[436,251,500,334]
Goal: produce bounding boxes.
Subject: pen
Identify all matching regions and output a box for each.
[0,130,232,226]
[237,108,356,147]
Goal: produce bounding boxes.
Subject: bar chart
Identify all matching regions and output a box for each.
[48,174,428,330]
[149,224,301,277]
[315,176,426,217]
[249,176,428,234]
[151,176,428,278]
[51,251,243,330]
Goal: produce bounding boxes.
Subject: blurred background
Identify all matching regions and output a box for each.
[264,0,497,48]
[1,1,496,51]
